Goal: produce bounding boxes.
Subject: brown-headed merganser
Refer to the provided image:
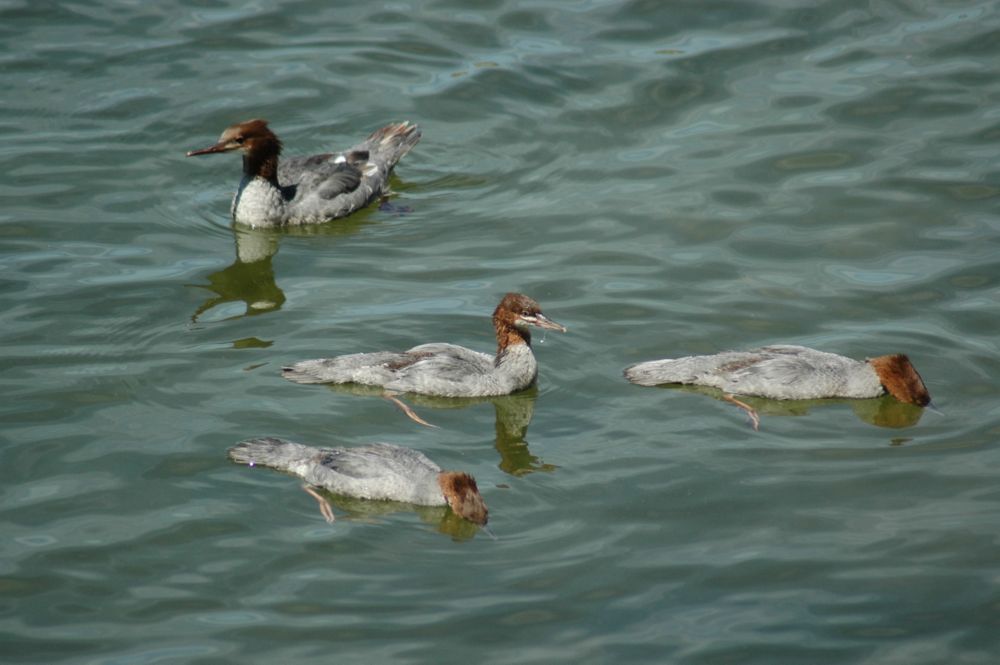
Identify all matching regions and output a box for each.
[228,437,488,526]
[282,293,566,397]
[625,345,931,411]
[187,119,420,227]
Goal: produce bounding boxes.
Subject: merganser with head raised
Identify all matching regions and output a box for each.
[624,345,931,406]
[186,119,420,227]
[229,437,488,526]
[282,293,567,397]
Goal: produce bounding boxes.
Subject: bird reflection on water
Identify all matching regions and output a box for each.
[324,383,557,475]
[188,214,375,324]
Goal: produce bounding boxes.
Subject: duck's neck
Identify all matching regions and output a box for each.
[494,318,530,366]
[242,143,281,186]
[232,145,289,226]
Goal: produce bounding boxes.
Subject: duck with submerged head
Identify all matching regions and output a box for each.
[282,293,567,398]
[187,119,420,227]
[229,437,489,527]
[625,345,931,404]
[625,345,931,428]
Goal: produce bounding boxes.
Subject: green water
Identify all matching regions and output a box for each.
[3,1,999,663]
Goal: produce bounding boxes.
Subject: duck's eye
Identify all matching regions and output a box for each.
[235,136,245,144]
[521,310,533,317]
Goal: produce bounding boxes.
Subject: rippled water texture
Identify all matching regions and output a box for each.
[2,1,999,663]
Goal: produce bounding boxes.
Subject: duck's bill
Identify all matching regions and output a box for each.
[186,142,233,157]
[531,314,567,333]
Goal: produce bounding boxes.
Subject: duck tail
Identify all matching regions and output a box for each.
[624,358,691,386]
[228,437,314,471]
[362,121,421,167]
[281,360,337,384]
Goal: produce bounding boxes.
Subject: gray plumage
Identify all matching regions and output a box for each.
[283,343,539,397]
[229,437,447,506]
[188,120,420,227]
[282,293,566,398]
[624,345,885,400]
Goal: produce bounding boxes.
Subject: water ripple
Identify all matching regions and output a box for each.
[2,0,999,663]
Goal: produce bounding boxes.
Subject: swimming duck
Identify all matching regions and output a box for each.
[282,293,566,398]
[625,345,930,428]
[228,437,488,526]
[187,119,420,227]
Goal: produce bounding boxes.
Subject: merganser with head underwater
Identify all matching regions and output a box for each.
[282,293,567,397]
[624,345,931,406]
[229,437,488,526]
[186,118,420,227]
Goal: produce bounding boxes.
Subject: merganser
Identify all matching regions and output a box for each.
[625,345,931,405]
[186,119,420,227]
[282,293,567,397]
[228,437,488,526]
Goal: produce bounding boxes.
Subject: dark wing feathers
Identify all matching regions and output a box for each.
[279,155,363,200]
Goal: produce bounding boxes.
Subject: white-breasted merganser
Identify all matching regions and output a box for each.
[625,345,931,405]
[282,293,567,397]
[186,119,420,227]
[228,437,488,526]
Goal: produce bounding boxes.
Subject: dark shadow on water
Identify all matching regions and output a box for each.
[324,383,556,476]
[658,384,926,429]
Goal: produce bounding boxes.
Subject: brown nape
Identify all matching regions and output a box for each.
[438,472,489,526]
[868,354,931,406]
[492,292,541,354]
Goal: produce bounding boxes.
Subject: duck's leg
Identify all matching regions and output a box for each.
[302,484,335,523]
[382,391,438,428]
[723,394,760,431]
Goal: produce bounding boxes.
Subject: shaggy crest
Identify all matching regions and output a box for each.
[492,292,566,357]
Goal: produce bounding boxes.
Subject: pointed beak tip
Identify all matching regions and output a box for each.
[186,143,230,157]
[533,315,566,333]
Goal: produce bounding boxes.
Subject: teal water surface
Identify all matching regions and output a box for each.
[3,1,1000,663]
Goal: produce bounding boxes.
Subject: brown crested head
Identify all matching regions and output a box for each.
[867,354,931,407]
[492,292,566,352]
[186,118,282,159]
[437,472,489,526]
